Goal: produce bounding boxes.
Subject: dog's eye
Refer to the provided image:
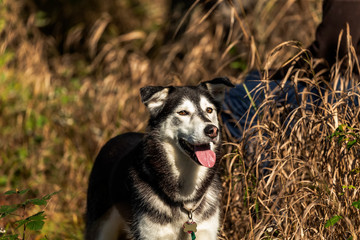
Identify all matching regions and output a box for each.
[206,107,213,113]
[178,110,189,116]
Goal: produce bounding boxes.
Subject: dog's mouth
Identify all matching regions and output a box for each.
[179,138,216,168]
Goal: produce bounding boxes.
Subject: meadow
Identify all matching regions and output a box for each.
[0,0,359,239]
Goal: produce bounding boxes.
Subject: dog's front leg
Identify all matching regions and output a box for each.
[192,209,220,240]
[194,230,218,240]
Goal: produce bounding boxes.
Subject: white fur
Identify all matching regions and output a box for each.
[199,96,219,125]
[174,97,219,148]
[166,97,219,147]
[138,215,177,240]
[145,88,169,115]
[195,207,220,240]
[162,140,208,201]
[157,96,220,201]
[137,207,219,240]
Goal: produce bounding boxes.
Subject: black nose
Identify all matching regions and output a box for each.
[204,125,218,139]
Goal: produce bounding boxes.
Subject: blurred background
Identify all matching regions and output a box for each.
[3,0,358,239]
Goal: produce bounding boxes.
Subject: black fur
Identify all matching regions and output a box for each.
[85,78,233,240]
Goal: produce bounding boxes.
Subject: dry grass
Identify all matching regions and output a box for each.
[220,29,360,239]
[221,69,360,239]
[0,0,359,239]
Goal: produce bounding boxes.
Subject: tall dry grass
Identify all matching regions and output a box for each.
[221,29,360,239]
[0,0,358,239]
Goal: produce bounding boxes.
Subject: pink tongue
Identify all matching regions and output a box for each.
[194,145,216,168]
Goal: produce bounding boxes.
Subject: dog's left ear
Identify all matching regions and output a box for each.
[140,86,169,116]
[200,77,234,105]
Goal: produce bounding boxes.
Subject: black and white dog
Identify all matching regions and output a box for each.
[85,77,234,240]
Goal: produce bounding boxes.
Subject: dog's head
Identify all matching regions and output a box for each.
[140,77,234,168]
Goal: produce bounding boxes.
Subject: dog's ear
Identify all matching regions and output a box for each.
[140,86,169,116]
[200,77,234,105]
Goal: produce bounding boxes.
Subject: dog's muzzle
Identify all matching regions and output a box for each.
[178,138,216,168]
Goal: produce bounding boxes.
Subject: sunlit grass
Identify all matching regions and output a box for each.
[0,0,359,239]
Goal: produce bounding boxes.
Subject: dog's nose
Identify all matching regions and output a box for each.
[204,125,218,139]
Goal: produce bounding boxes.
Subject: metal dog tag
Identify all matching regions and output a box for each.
[183,221,197,233]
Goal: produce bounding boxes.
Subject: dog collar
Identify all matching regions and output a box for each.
[182,194,205,218]
[182,195,205,239]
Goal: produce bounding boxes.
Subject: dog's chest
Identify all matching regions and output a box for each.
[137,208,218,240]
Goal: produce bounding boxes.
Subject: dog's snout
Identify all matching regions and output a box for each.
[204,125,218,139]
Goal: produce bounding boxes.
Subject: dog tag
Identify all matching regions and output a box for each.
[183,221,197,233]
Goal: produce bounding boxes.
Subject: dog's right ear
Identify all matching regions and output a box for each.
[140,86,169,116]
[200,77,234,106]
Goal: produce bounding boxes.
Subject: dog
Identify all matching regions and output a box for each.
[85,77,234,240]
